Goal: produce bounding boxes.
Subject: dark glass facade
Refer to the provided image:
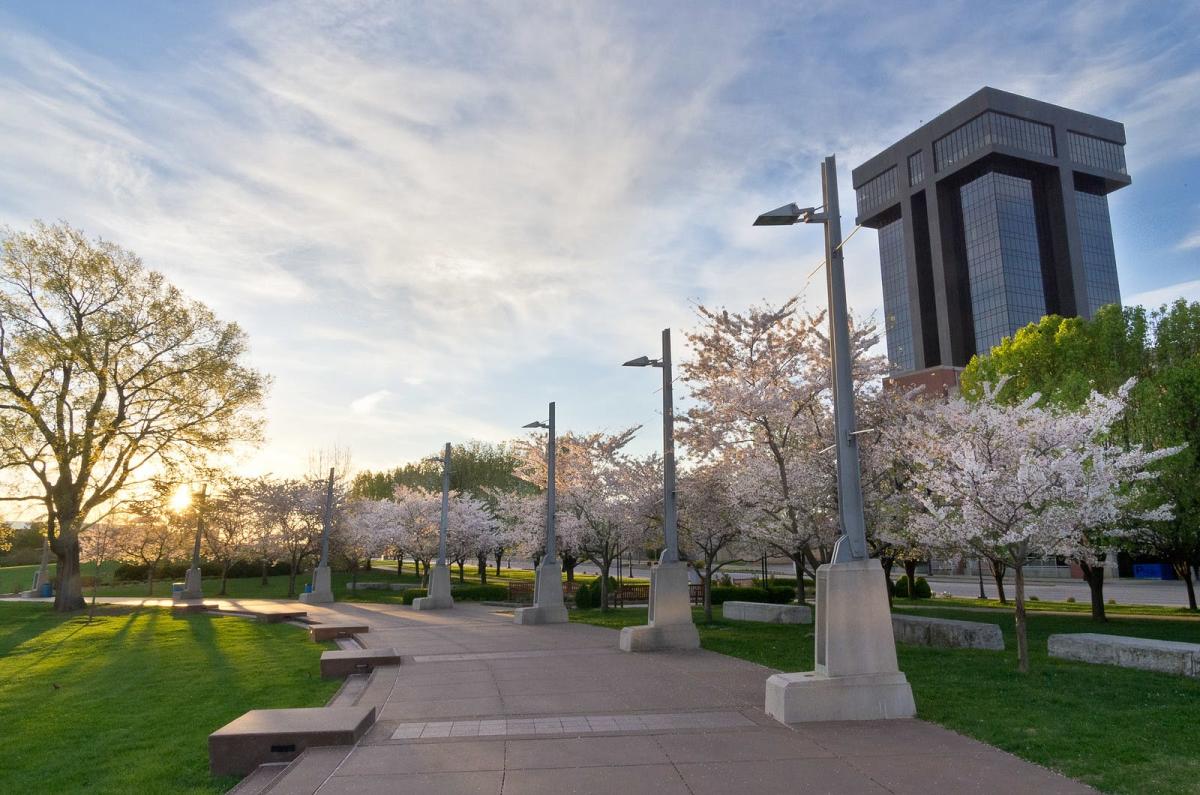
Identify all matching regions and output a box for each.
[1075,190,1121,314]
[934,111,1055,172]
[1068,131,1127,175]
[856,166,897,216]
[878,218,914,372]
[959,172,1046,354]
[907,151,925,186]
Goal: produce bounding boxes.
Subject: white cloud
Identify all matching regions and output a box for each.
[1126,279,1200,309]
[350,390,392,415]
[1177,229,1200,251]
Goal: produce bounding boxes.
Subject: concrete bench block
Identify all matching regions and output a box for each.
[1048,633,1200,677]
[891,614,1004,650]
[253,610,309,624]
[308,624,370,642]
[319,648,402,678]
[722,601,813,624]
[171,602,218,614]
[208,706,375,776]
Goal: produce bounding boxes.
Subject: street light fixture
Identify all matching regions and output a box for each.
[513,403,568,625]
[300,468,337,604]
[179,482,207,601]
[754,154,914,724]
[616,329,698,652]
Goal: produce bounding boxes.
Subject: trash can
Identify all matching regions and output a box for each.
[39,582,52,598]
[171,581,185,598]
[304,583,313,594]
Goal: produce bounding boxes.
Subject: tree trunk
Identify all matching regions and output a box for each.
[1013,564,1029,674]
[261,559,269,585]
[703,558,714,623]
[882,559,894,608]
[396,554,403,576]
[220,562,230,596]
[791,555,807,605]
[563,554,577,582]
[494,550,503,576]
[51,524,86,612]
[364,557,371,571]
[1080,561,1106,622]
[599,560,611,613]
[478,555,489,584]
[1173,560,1198,611]
[989,558,1008,604]
[287,560,298,598]
[904,560,917,598]
[457,561,465,582]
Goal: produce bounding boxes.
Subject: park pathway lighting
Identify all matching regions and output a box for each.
[617,329,699,652]
[755,155,914,723]
[513,402,568,624]
[300,468,337,604]
[412,443,455,610]
[179,482,207,601]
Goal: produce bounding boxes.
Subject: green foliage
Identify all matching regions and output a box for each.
[352,440,536,501]
[401,588,428,605]
[709,586,792,605]
[913,576,932,599]
[894,575,911,598]
[451,584,508,601]
[574,581,595,609]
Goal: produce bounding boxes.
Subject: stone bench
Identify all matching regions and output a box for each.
[891,614,1004,650]
[319,647,402,678]
[208,706,375,776]
[308,624,370,642]
[1048,633,1200,677]
[722,601,812,624]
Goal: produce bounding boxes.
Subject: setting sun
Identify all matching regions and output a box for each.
[169,485,192,513]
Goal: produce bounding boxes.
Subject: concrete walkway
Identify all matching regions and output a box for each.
[248,601,1092,795]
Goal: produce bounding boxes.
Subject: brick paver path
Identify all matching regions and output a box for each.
[257,601,1091,794]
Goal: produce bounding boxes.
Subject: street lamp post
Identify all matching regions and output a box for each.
[617,329,699,652]
[300,468,337,604]
[755,155,914,723]
[513,402,568,624]
[413,443,455,610]
[180,483,207,601]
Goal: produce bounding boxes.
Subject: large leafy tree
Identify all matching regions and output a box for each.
[0,223,267,611]
[961,302,1200,610]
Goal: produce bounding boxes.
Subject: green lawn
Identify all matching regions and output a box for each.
[572,605,1200,794]
[911,594,1199,618]
[0,602,340,794]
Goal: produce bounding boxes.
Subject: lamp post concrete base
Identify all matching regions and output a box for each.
[764,558,914,723]
[412,562,454,610]
[299,565,335,604]
[21,563,52,598]
[513,559,568,625]
[619,560,699,652]
[178,566,204,601]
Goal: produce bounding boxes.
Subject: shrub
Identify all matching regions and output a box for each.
[452,584,508,601]
[893,575,911,598]
[913,577,932,599]
[574,582,593,609]
[1029,595,1040,601]
[1107,598,1117,605]
[1066,596,1076,603]
[401,588,428,605]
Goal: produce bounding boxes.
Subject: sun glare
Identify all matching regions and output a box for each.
[169,485,192,513]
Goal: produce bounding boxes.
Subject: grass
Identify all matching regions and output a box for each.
[0,602,340,794]
[911,594,1199,618]
[572,605,1200,794]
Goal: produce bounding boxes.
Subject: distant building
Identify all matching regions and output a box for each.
[852,87,1129,391]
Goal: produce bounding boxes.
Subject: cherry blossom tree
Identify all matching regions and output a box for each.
[905,380,1178,671]
[678,458,748,622]
[678,298,885,604]
[391,485,440,582]
[447,493,500,583]
[203,475,262,595]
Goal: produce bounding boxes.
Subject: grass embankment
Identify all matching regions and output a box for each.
[0,602,339,794]
[572,604,1200,795]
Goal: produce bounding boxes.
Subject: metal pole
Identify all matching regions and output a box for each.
[318,467,335,568]
[191,484,206,570]
[661,328,679,563]
[822,155,869,562]
[545,402,557,562]
[437,442,450,566]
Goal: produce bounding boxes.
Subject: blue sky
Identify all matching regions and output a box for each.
[1,0,1197,476]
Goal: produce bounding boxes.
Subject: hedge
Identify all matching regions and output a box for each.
[708,585,793,605]
[893,575,932,599]
[452,584,508,601]
[401,588,428,605]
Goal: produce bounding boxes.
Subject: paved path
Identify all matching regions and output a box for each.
[253,601,1092,794]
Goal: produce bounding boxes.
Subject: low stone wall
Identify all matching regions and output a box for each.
[721,601,812,624]
[1048,633,1200,678]
[345,582,419,591]
[891,614,1004,650]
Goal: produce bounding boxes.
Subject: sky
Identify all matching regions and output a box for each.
[0,0,1197,477]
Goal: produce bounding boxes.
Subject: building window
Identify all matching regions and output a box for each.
[1067,131,1127,175]
[959,172,1047,355]
[1075,190,1121,314]
[907,151,925,187]
[855,167,897,216]
[934,111,1055,172]
[878,218,914,372]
